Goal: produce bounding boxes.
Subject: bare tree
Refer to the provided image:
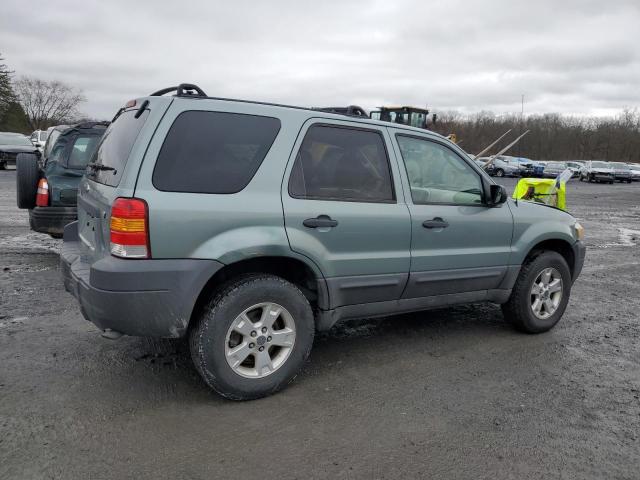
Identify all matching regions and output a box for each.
[14,76,86,130]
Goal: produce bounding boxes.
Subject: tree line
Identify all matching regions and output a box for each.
[433,110,640,163]
[0,53,86,133]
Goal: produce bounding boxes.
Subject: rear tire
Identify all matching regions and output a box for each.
[502,251,572,334]
[189,274,315,400]
[16,153,40,209]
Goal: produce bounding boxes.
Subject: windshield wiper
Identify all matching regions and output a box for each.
[87,162,116,172]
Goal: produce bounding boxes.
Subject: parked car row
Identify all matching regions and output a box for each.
[578,160,637,183]
[473,156,639,183]
[475,155,545,178]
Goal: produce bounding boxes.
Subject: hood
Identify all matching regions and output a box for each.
[509,196,574,217]
[0,144,39,154]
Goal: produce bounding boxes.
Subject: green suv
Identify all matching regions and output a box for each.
[16,122,108,237]
[61,84,586,400]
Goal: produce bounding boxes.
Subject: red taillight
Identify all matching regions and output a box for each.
[35,178,49,207]
[109,197,150,259]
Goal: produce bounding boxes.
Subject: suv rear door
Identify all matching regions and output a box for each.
[282,119,411,309]
[389,130,514,298]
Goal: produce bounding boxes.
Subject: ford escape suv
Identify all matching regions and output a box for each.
[61,84,586,400]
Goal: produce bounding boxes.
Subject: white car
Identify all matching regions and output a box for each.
[628,163,640,181]
[579,160,615,184]
[29,129,49,153]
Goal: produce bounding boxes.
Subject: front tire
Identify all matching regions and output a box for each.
[189,274,315,400]
[495,169,505,178]
[502,251,572,333]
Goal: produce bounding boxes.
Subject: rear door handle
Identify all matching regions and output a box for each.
[422,217,449,229]
[303,215,338,228]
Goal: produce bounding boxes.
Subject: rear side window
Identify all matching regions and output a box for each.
[89,109,149,186]
[152,111,281,194]
[288,124,395,203]
[68,135,101,169]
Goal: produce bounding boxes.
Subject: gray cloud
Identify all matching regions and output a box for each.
[1,0,638,119]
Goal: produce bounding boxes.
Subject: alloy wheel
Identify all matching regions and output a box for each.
[225,302,296,378]
[530,267,563,320]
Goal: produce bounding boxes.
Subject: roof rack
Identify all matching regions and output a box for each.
[313,105,368,118]
[150,83,208,98]
[145,84,372,121]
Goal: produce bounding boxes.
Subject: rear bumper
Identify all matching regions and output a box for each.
[571,240,586,283]
[29,206,77,236]
[60,221,224,338]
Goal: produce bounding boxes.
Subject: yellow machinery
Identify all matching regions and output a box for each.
[512,177,568,211]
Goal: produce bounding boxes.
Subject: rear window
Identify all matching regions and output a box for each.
[88,109,149,186]
[68,135,102,169]
[152,111,281,194]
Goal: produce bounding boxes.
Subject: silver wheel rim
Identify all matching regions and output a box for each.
[225,302,296,379]
[530,267,563,320]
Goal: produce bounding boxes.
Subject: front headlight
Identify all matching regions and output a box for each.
[574,222,585,241]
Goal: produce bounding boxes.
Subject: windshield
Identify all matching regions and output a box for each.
[548,162,565,168]
[611,162,629,170]
[591,161,609,168]
[0,133,32,146]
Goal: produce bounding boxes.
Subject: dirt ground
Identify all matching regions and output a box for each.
[1,168,639,479]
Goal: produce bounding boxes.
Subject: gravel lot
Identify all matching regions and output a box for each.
[1,168,639,479]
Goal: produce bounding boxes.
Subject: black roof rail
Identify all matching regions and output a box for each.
[313,105,368,118]
[150,83,207,98]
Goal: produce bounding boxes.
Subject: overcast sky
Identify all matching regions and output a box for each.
[2,0,639,120]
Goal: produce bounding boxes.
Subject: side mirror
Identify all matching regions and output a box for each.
[488,184,508,206]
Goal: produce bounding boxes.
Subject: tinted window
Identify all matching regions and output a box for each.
[396,135,483,205]
[68,135,102,169]
[89,109,149,186]
[153,111,281,194]
[289,125,394,202]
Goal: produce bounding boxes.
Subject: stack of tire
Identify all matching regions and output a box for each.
[16,153,41,210]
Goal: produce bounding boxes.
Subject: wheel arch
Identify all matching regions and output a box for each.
[524,238,575,278]
[189,255,328,329]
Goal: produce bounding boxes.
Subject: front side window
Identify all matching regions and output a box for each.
[153,111,280,194]
[396,135,483,205]
[288,124,394,203]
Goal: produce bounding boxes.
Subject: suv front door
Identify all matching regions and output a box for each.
[282,120,411,308]
[389,131,514,299]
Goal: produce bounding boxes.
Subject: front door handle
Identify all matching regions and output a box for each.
[303,215,338,229]
[422,217,449,229]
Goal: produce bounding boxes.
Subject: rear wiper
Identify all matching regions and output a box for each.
[87,162,116,172]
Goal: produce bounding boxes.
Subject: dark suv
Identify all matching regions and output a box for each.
[16,122,108,237]
[60,84,585,400]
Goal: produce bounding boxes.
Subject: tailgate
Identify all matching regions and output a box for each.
[76,97,172,262]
